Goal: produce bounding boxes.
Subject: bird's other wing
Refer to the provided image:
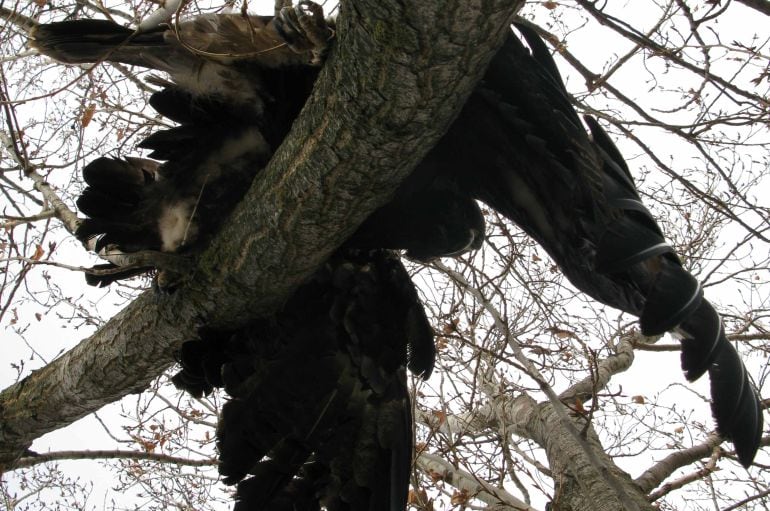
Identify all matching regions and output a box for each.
[75,156,164,254]
[172,249,434,510]
[29,3,332,108]
[441,23,762,466]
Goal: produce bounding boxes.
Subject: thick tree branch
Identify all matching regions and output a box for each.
[634,433,722,494]
[734,0,770,16]
[636,434,770,494]
[509,396,655,511]
[431,261,652,511]
[416,451,537,510]
[418,390,657,510]
[0,0,524,471]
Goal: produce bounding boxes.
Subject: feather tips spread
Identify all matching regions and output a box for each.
[173,250,431,509]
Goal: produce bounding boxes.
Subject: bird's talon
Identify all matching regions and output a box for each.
[275,0,332,63]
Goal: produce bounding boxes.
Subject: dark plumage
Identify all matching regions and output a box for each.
[440,24,762,465]
[172,249,434,510]
[347,182,485,261]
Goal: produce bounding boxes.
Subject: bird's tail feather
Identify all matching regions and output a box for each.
[638,261,703,336]
[75,157,164,254]
[706,340,763,466]
[76,189,137,223]
[234,464,321,511]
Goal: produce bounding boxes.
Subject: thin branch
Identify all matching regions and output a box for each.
[0,6,37,33]
[12,449,217,470]
[153,392,218,429]
[574,0,769,106]
[637,434,770,494]
[635,433,722,493]
[0,257,92,273]
[558,333,636,404]
[431,260,646,511]
[416,451,537,510]
[646,445,721,501]
[0,130,81,235]
[722,488,770,511]
[0,210,56,229]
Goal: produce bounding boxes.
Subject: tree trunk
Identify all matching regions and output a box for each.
[510,395,655,511]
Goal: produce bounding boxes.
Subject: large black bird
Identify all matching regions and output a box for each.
[444,26,763,467]
[29,1,762,504]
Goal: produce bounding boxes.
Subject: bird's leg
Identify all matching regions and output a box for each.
[273,1,334,65]
[100,250,193,274]
[120,250,194,293]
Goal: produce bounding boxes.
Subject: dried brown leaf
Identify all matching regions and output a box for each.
[451,489,470,505]
[81,103,97,128]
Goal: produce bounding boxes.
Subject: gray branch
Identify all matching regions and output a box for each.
[416,451,538,510]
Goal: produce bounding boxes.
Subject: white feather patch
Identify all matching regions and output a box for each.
[158,200,196,252]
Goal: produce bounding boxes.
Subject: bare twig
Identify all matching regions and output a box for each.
[12,449,217,470]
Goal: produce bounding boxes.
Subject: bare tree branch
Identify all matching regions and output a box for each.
[416,451,537,510]
[13,449,217,470]
[734,0,770,16]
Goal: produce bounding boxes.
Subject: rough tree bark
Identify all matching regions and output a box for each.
[417,331,656,510]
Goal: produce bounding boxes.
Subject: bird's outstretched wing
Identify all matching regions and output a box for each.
[73,85,278,287]
[351,23,762,466]
[437,23,762,466]
[172,249,434,510]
